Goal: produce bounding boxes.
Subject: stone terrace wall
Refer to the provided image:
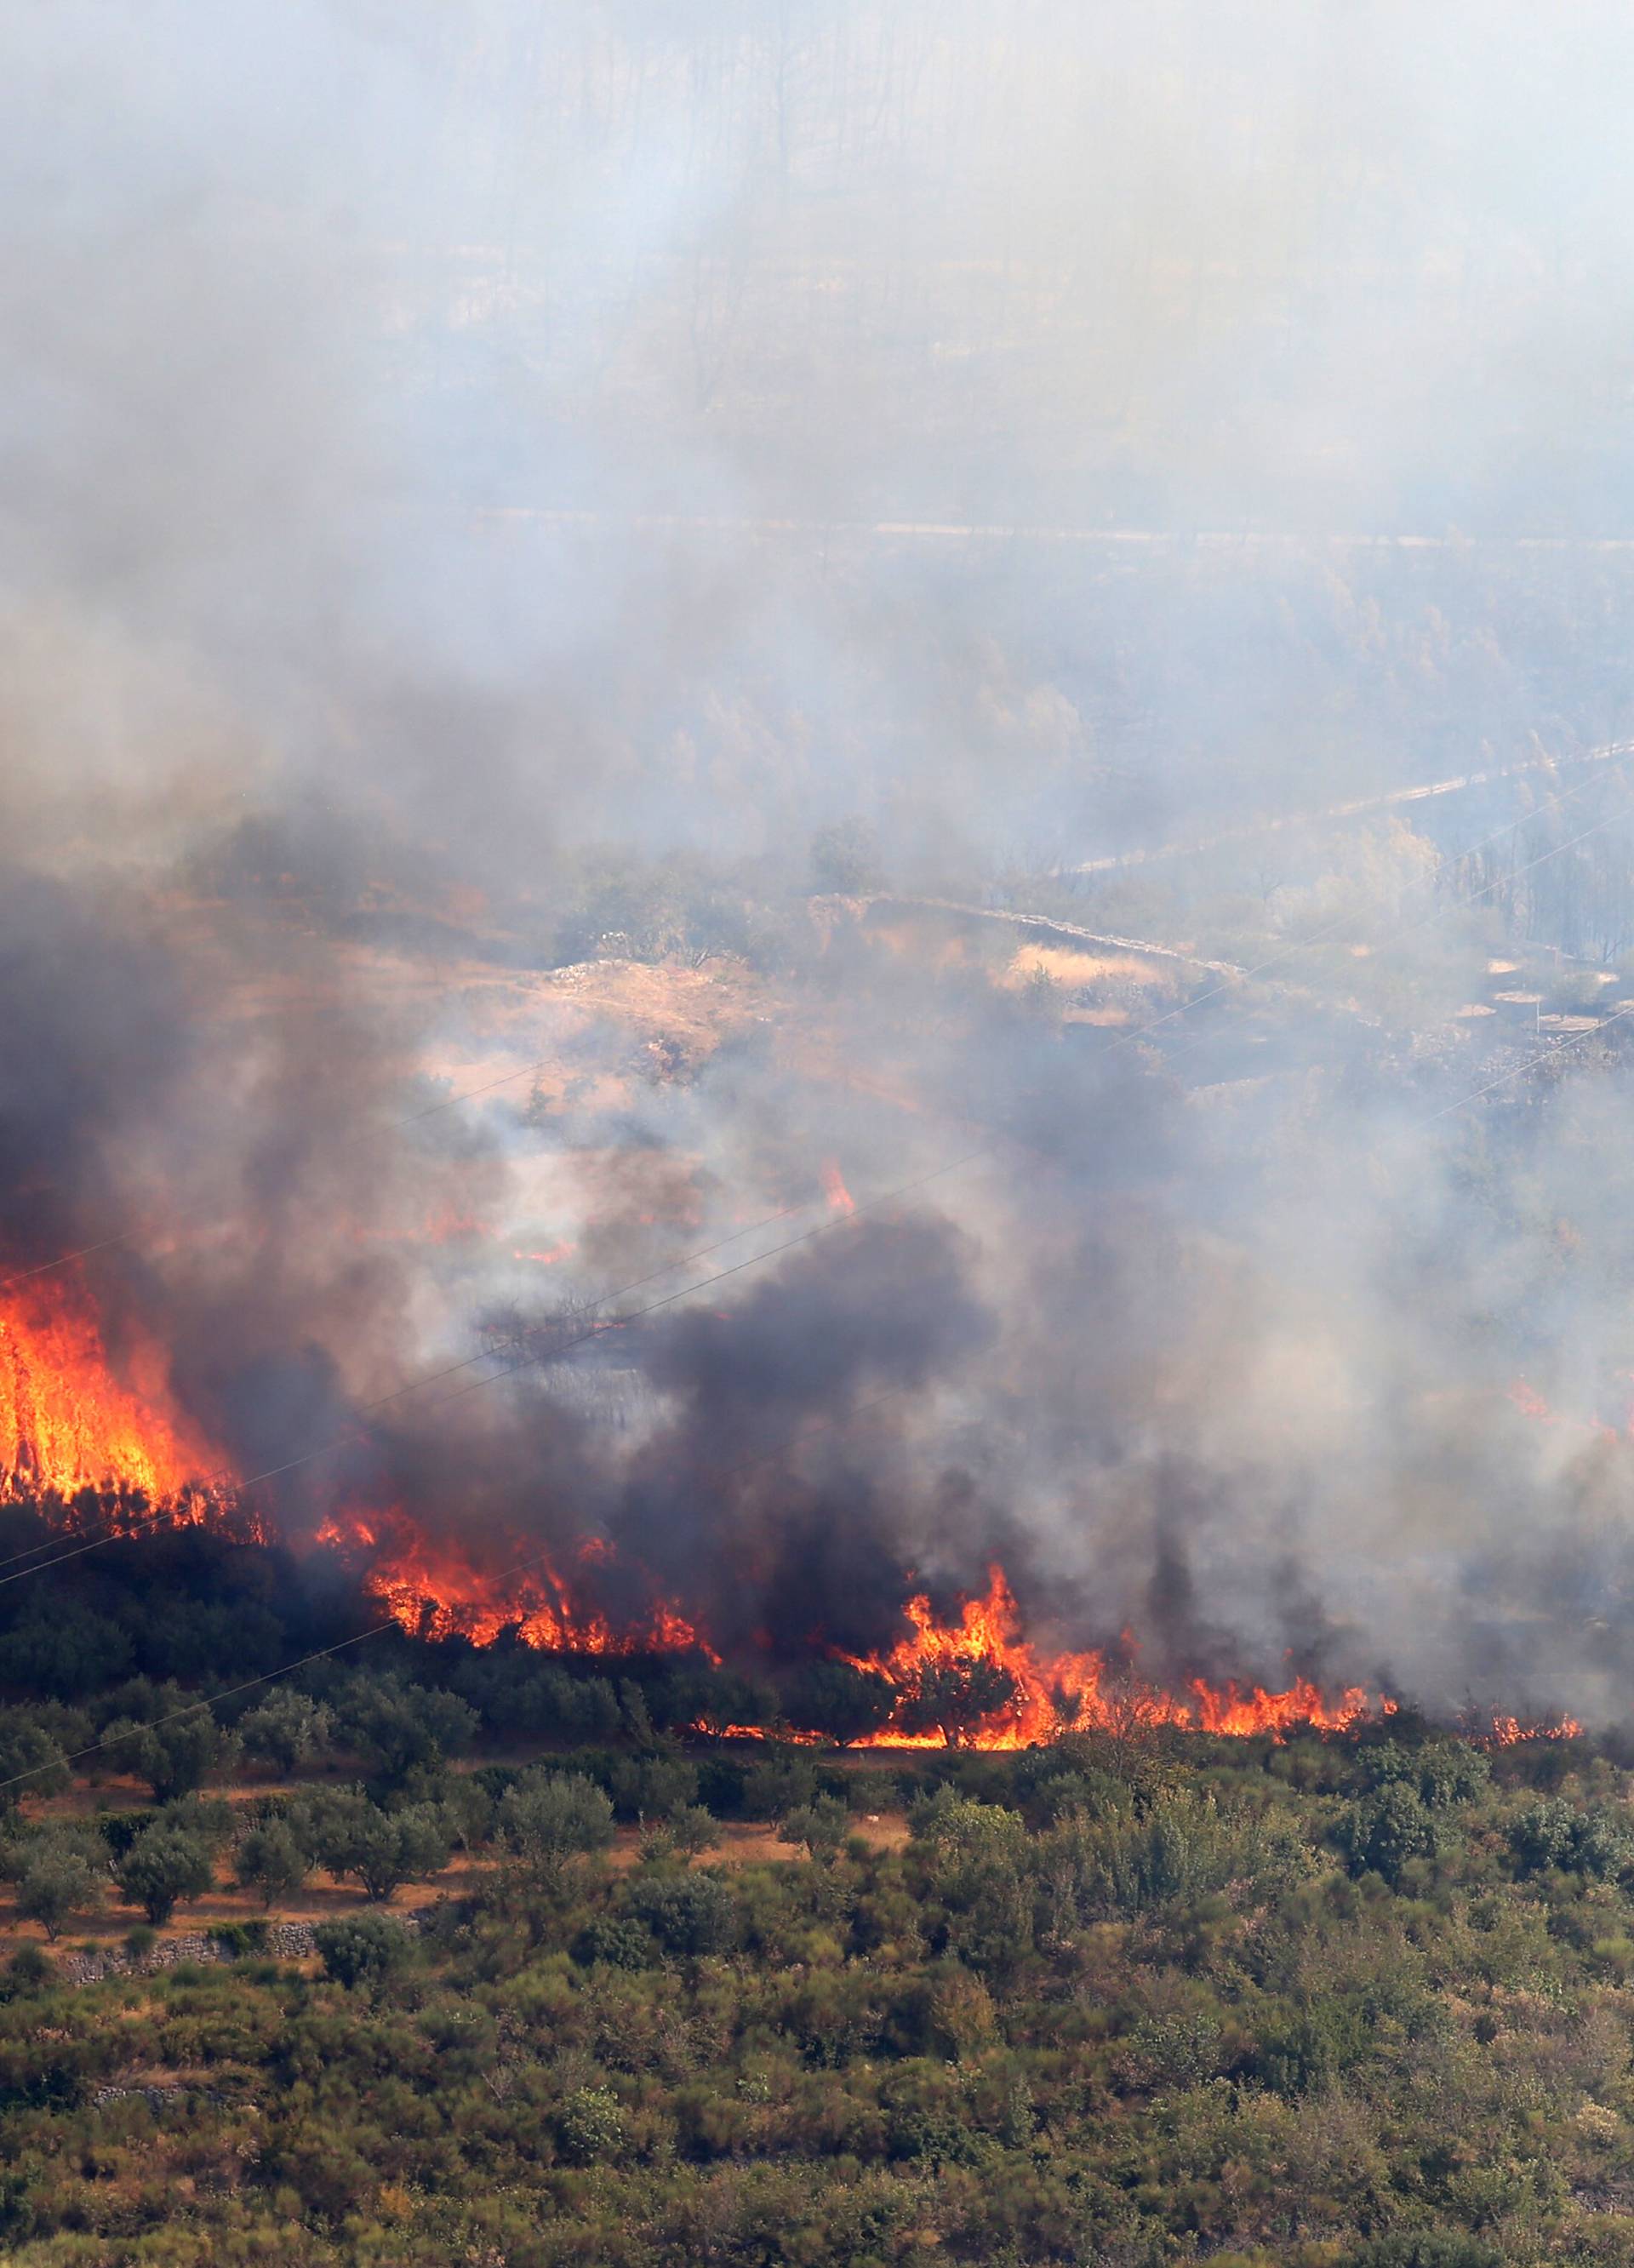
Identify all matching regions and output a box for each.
[59,1909,422,1986]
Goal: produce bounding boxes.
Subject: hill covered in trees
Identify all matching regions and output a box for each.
[2,1694,1634,2265]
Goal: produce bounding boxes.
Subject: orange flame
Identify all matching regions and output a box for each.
[1507,1380,1560,1425]
[0,1274,1585,1751]
[837,1565,1375,1749]
[1484,1711,1584,1746]
[321,1509,716,1658]
[0,1271,222,1513]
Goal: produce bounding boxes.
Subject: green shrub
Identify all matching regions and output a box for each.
[307,1790,450,1900]
[741,1751,821,1821]
[607,1753,699,1823]
[1508,1797,1634,1879]
[785,1661,898,1747]
[102,1704,241,1802]
[1352,1739,1490,1808]
[1345,2237,1504,2267]
[628,1871,738,1957]
[238,1689,334,1774]
[555,2084,627,2165]
[111,1825,214,1924]
[313,1912,414,1992]
[499,1771,615,1888]
[236,1816,313,1907]
[573,1915,652,1968]
[778,1797,849,1861]
[332,1676,477,1788]
[4,1945,54,1996]
[207,1919,268,1957]
[1051,1788,1305,1915]
[1338,1785,1443,1886]
[0,1713,71,1809]
[16,1852,100,1943]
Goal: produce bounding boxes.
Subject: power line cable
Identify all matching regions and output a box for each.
[11,951,1615,1796]
[1417,992,1634,1125]
[0,1547,546,1799]
[0,1140,985,1597]
[0,1361,996,1797]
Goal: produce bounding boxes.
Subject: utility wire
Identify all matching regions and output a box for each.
[0,1546,546,1799]
[0,1138,985,1596]
[19,907,1609,1609]
[1152,782,1634,1083]
[0,1366,988,1798]
[1417,992,1634,1125]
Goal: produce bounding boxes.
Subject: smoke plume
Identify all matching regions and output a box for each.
[3,2,1634,1726]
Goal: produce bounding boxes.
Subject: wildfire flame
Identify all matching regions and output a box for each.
[317,1511,716,1658]
[1484,1711,1584,1746]
[0,1270,1587,1748]
[0,1271,221,1513]
[1508,1380,1561,1426]
[840,1564,1376,1747]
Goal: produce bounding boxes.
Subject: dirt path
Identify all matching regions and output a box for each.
[856,893,1244,979]
[1065,737,1634,877]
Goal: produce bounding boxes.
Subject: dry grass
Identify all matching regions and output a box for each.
[860,919,983,970]
[1003,942,1179,991]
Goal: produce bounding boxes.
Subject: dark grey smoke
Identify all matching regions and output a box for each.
[608,1214,998,1654]
[0,866,190,1268]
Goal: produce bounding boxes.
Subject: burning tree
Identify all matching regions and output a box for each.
[786,1661,897,1748]
[897,1654,1022,1748]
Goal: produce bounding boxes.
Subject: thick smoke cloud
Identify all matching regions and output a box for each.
[0,868,190,1266]
[3,3,1634,1722]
